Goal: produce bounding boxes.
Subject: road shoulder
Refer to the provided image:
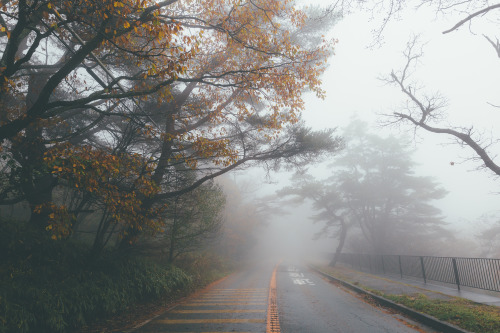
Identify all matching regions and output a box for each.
[311,265,500,333]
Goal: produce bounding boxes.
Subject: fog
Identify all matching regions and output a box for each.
[250,204,331,262]
[225,1,500,262]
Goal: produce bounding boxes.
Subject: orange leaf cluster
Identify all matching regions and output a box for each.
[43,145,164,235]
[34,202,73,239]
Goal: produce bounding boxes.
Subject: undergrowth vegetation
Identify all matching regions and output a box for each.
[0,220,230,333]
[385,294,500,333]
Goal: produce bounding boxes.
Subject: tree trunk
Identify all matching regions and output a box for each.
[88,211,112,261]
[118,113,175,251]
[168,234,176,264]
[13,72,55,230]
[329,219,348,267]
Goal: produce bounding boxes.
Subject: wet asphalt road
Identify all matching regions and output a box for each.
[134,261,273,332]
[276,262,421,333]
[133,261,428,332]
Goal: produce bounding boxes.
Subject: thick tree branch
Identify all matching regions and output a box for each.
[394,112,500,176]
[443,3,500,34]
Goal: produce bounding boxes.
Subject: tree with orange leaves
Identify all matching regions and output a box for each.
[0,0,342,257]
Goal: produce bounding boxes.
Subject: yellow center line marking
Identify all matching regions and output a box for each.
[202,294,268,296]
[157,318,266,324]
[213,288,266,290]
[200,295,267,298]
[201,296,267,299]
[199,299,267,301]
[184,302,266,306]
[171,309,266,314]
[205,291,267,296]
[191,299,266,304]
[207,291,267,293]
[204,291,267,293]
[266,263,281,333]
[209,291,266,292]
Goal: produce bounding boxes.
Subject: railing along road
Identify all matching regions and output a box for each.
[338,253,500,292]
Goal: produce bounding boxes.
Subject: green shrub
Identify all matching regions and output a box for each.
[0,220,193,333]
[174,251,232,287]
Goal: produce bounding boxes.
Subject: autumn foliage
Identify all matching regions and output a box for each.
[0,0,341,257]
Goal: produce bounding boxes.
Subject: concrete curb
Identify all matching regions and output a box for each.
[310,266,472,333]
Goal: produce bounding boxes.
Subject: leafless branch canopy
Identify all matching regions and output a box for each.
[386,36,500,177]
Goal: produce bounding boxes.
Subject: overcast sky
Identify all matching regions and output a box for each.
[237,1,500,255]
[299,3,500,228]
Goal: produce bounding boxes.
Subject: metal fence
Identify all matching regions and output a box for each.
[338,253,500,292]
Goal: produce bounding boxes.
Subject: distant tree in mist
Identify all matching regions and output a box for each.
[211,176,279,262]
[476,212,500,258]
[279,120,454,263]
[336,120,453,255]
[278,173,350,266]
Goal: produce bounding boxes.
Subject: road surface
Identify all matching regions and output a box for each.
[133,261,431,332]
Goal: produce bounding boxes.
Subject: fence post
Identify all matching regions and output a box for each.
[452,258,461,291]
[381,255,386,274]
[358,254,362,271]
[420,256,427,284]
[368,255,373,273]
[398,255,403,279]
[350,253,355,268]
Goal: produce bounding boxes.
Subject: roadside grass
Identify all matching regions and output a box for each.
[0,219,233,333]
[384,293,500,333]
[319,266,500,333]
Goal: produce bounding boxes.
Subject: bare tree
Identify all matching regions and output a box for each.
[329,0,500,43]
[385,36,500,177]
